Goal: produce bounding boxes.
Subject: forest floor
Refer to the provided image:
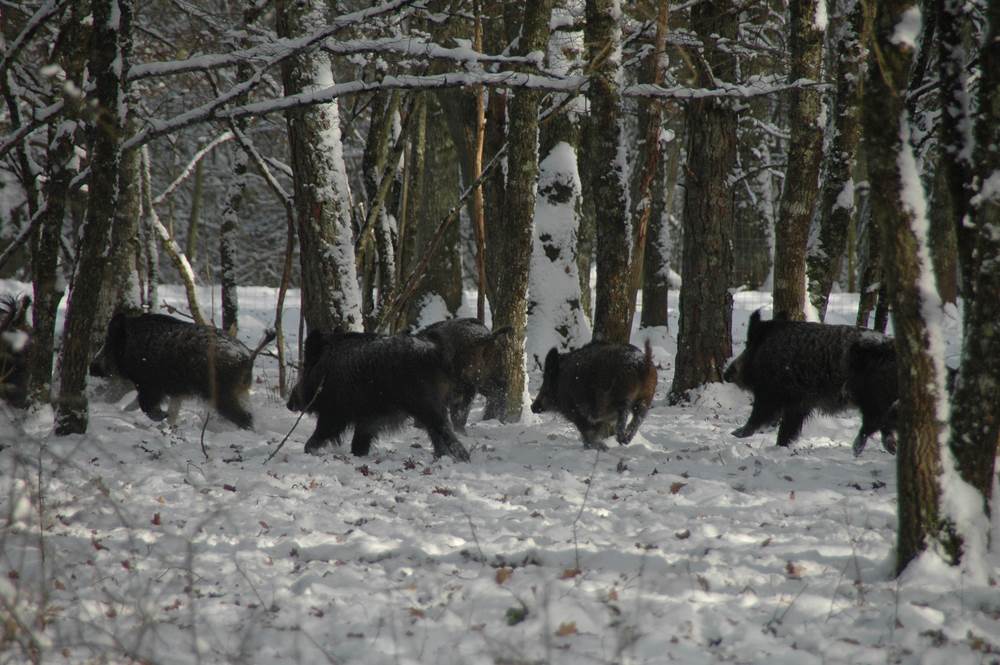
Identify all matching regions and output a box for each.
[2,282,998,665]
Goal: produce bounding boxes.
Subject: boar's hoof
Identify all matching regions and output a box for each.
[881,433,897,456]
[441,441,471,462]
[304,437,330,455]
[731,425,755,438]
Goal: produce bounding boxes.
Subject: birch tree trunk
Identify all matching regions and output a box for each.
[864,0,956,573]
[807,0,864,321]
[55,0,133,435]
[668,0,737,402]
[772,0,825,319]
[585,0,631,344]
[276,0,362,333]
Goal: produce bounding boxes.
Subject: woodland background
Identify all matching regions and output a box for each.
[1,0,999,588]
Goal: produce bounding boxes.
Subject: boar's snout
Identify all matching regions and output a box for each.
[530,396,544,414]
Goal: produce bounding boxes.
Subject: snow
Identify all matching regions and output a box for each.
[814,0,828,31]
[1,284,995,665]
[890,7,922,50]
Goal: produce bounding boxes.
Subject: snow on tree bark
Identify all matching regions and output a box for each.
[807,0,863,321]
[29,3,86,404]
[948,0,1000,560]
[585,0,632,344]
[772,0,825,320]
[864,1,984,575]
[527,5,589,368]
[668,0,738,403]
[55,0,133,435]
[277,0,362,334]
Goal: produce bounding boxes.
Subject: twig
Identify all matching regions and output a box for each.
[199,411,211,460]
[572,449,602,571]
[264,375,324,464]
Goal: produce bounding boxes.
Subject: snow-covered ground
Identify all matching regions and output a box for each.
[2,283,997,665]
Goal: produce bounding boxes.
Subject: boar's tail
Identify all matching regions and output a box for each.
[249,328,277,365]
[640,339,657,402]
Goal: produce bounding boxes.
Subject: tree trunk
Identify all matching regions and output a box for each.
[948,0,1000,533]
[864,0,952,574]
[28,3,86,404]
[937,0,976,303]
[640,129,677,330]
[55,0,133,435]
[668,0,737,403]
[276,0,362,333]
[586,0,631,344]
[487,0,553,420]
[772,0,825,319]
[625,0,670,331]
[807,0,864,321]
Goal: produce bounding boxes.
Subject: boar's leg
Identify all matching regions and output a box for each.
[880,429,897,455]
[304,411,347,454]
[136,386,169,421]
[350,421,378,456]
[775,406,809,447]
[579,422,610,451]
[449,385,476,433]
[424,418,470,462]
[617,402,650,445]
[215,393,254,430]
[732,397,780,438]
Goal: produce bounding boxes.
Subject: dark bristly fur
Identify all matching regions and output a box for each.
[90,312,275,429]
[530,339,657,450]
[724,309,898,454]
[416,318,512,432]
[0,294,32,408]
[286,329,470,462]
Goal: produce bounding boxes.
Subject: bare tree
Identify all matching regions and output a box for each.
[668,0,738,402]
[772,0,825,319]
[807,0,864,321]
[276,0,363,333]
[55,0,134,435]
[586,0,631,344]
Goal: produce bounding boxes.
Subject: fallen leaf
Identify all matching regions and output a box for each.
[560,568,581,580]
[495,567,513,585]
[670,482,687,494]
[556,622,577,636]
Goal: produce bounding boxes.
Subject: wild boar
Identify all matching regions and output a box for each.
[530,339,657,449]
[416,317,512,432]
[287,329,470,462]
[0,294,32,408]
[90,312,275,429]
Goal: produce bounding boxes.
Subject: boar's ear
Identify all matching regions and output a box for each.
[107,312,128,346]
[542,347,560,380]
[303,329,331,368]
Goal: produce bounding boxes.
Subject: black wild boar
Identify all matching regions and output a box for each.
[286,329,471,462]
[844,333,898,456]
[90,312,275,428]
[0,294,32,408]
[724,309,899,452]
[530,339,657,449]
[416,317,512,432]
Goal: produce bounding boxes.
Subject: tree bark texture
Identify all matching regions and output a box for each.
[55,0,133,435]
[29,4,86,404]
[668,0,737,402]
[487,0,553,420]
[640,127,678,330]
[936,0,976,302]
[277,0,362,334]
[585,0,631,344]
[948,1,1000,514]
[807,0,864,321]
[772,0,825,319]
[864,0,948,574]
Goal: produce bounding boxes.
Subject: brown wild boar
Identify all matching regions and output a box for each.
[530,340,657,449]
